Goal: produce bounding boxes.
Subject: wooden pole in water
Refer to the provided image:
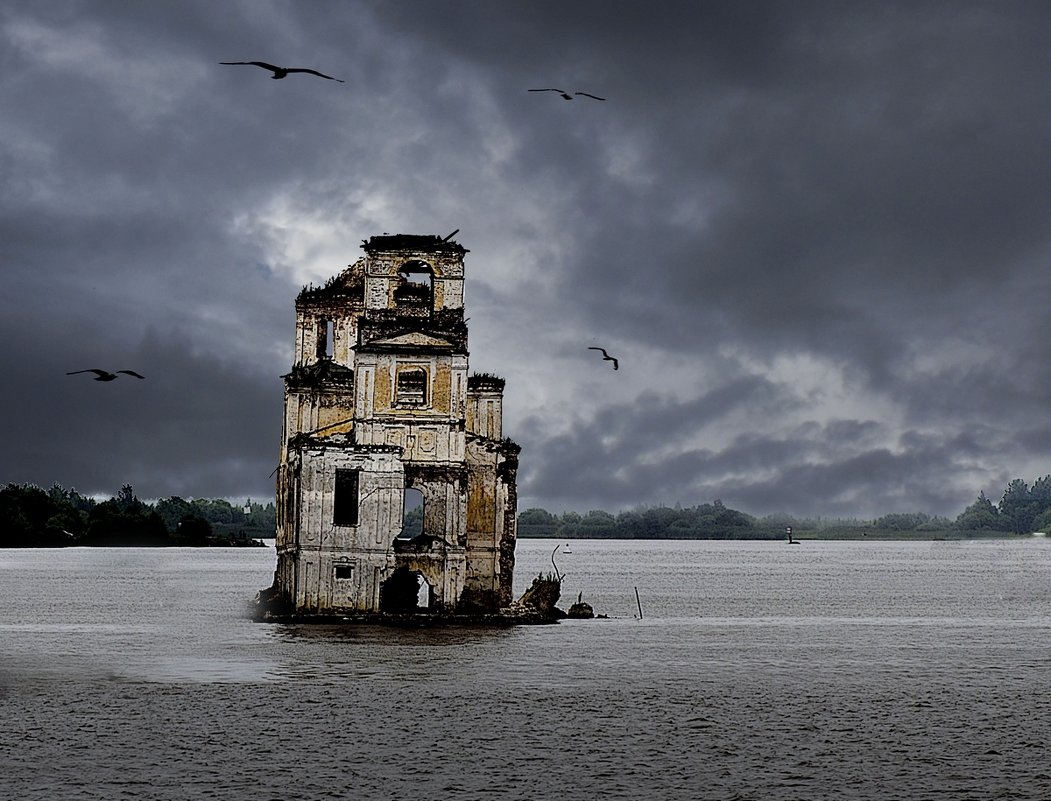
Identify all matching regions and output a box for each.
[634,586,643,619]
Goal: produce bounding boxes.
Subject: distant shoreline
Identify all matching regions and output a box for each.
[0,539,271,550]
[3,532,1043,550]
[519,530,1044,542]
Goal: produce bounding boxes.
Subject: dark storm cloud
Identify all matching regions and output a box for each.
[2,0,1048,517]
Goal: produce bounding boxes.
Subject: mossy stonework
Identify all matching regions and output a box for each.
[263,234,522,620]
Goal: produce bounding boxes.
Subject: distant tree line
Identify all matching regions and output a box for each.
[5,473,1049,547]
[518,475,1051,539]
[0,483,275,548]
[954,476,1051,534]
[519,501,768,540]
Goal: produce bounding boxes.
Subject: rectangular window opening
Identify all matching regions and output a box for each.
[316,318,334,359]
[333,468,359,526]
[396,368,428,406]
[334,564,354,580]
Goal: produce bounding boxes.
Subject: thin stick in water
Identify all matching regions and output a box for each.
[634,586,643,619]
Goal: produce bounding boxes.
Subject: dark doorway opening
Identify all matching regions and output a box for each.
[379,567,432,613]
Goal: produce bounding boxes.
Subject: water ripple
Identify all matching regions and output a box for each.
[2,540,1050,800]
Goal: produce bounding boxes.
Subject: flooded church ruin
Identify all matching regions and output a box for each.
[259,234,522,621]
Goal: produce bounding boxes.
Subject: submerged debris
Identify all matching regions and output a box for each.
[567,591,595,619]
[509,573,566,621]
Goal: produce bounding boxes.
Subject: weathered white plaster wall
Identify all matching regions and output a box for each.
[292,445,404,612]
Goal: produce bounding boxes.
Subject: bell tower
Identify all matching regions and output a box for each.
[267,234,519,619]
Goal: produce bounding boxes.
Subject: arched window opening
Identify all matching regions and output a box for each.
[394,260,433,312]
[400,487,424,540]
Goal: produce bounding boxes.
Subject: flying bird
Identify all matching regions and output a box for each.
[66,369,145,382]
[587,347,619,370]
[219,61,345,82]
[528,88,606,101]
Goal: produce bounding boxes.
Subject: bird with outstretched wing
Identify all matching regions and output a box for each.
[587,347,619,370]
[220,61,345,82]
[528,88,606,101]
[67,369,145,382]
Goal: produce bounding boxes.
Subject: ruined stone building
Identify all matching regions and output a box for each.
[267,234,520,618]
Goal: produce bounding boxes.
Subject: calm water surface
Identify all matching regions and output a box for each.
[2,539,1049,800]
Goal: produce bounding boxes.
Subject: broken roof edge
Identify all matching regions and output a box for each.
[466,432,521,455]
[282,359,355,385]
[468,372,505,391]
[362,233,468,255]
[297,258,367,303]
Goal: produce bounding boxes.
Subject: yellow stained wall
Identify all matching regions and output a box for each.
[374,366,391,413]
[432,362,451,413]
[316,410,354,436]
[467,471,496,533]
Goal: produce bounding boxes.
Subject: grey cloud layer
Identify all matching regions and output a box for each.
[2,0,1048,518]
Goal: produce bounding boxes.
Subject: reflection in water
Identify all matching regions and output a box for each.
[272,622,514,647]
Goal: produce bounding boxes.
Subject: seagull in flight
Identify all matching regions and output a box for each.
[67,369,145,382]
[528,88,606,101]
[220,61,345,82]
[587,347,619,370]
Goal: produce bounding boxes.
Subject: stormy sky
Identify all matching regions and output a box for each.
[3,0,1049,519]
